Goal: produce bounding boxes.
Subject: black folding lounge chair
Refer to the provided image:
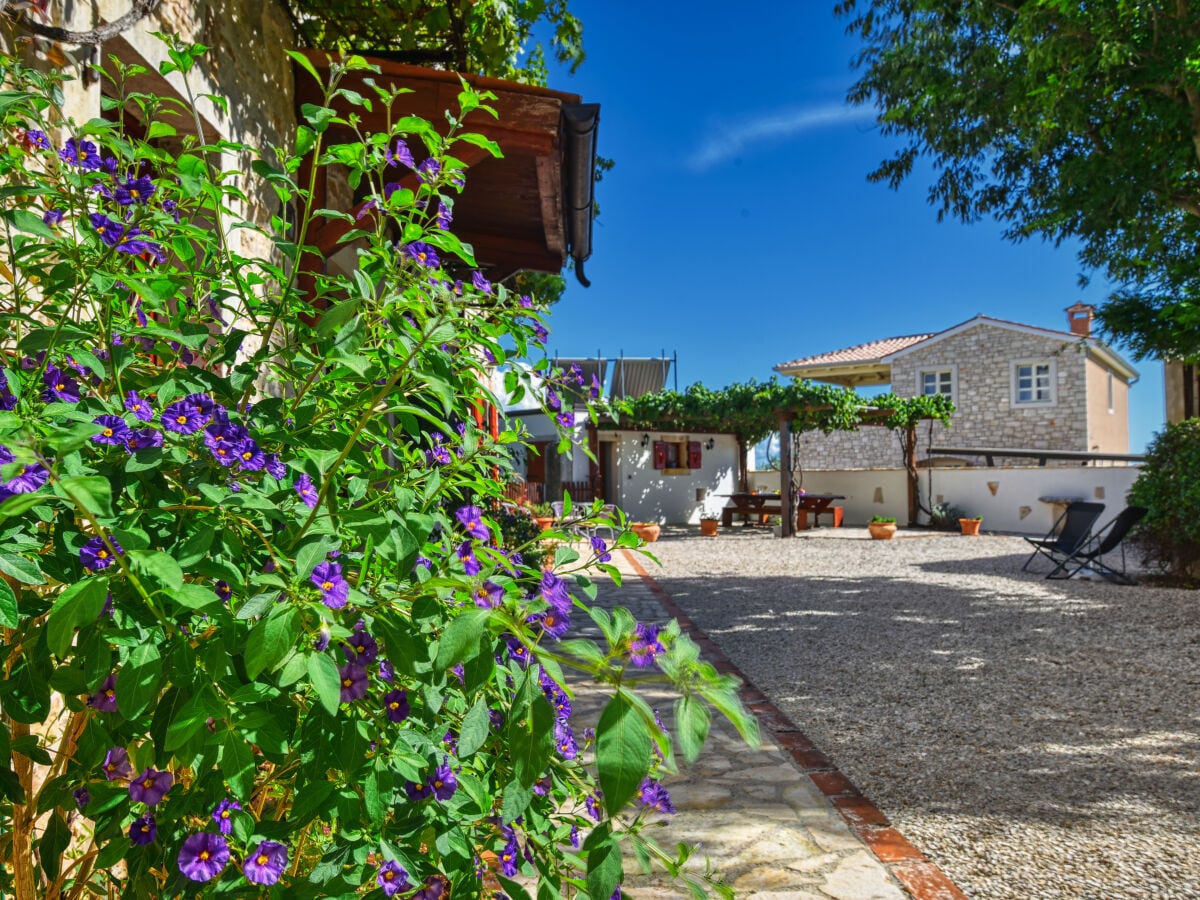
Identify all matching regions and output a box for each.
[1022,501,1105,576]
[1046,505,1148,585]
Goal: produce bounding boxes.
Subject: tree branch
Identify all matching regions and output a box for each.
[12,0,160,45]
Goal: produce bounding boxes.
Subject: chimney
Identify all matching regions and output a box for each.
[1065,302,1094,336]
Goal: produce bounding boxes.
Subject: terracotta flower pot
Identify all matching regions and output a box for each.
[630,522,661,543]
[867,521,897,540]
[959,518,983,536]
[534,516,555,532]
[699,518,719,537]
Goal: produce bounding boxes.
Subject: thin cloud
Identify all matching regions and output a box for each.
[687,103,876,172]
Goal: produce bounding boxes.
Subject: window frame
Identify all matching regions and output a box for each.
[1010,359,1057,407]
[916,365,957,404]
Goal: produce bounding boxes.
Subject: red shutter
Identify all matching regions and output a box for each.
[687,441,703,469]
[652,441,667,469]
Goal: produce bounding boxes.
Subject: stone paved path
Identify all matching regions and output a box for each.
[563,547,937,899]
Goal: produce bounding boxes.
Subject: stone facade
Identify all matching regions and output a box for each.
[796,321,1128,470]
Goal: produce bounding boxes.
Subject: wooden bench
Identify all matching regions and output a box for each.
[721,496,783,527]
[811,506,844,528]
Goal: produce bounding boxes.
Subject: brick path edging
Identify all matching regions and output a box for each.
[621,549,969,900]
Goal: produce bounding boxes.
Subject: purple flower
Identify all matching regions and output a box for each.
[60,137,102,170]
[472,580,504,609]
[436,201,452,229]
[161,400,206,435]
[242,840,288,885]
[3,461,49,495]
[457,541,481,576]
[129,767,173,806]
[428,758,457,801]
[211,798,239,834]
[540,570,571,614]
[213,580,232,603]
[545,387,561,412]
[533,322,548,343]
[294,472,319,508]
[80,535,123,570]
[177,832,229,882]
[311,560,349,609]
[124,390,154,421]
[500,838,520,876]
[379,658,396,682]
[26,129,50,150]
[377,860,411,897]
[114,175,155,206]
[417,157,441,183]
[471,270,492,294]
[455,505,490,541]
[590,535,611,562]
[102,746,132,780]
[384,688,410,723]
[338,663,368,703]
[313,628,331,652]
[91,415,131,446]
[585,792,602,820]
[386,138,415,169]
[629,623,666,668]
[73,786,90,808]
[264,454,286,479]
[124,428,162,453]
[406,780,432,801]
[590,373,602,399]
[234,438,265,471]
[530,608,570,641]
[518,294,533,308]
[570,824,579,847]
[555,721,578,759]
[88,212,126,248]
[404,241,440,268]
[42,365,81,403]
[129,813,157,845]
[638,777,675,814]
[42,208,64,226]
[556,411,574,428]
[342,628,378,664]
[425,444,451,466]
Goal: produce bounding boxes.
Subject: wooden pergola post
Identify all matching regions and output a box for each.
[905,422,918,526]
[779,413,793,537]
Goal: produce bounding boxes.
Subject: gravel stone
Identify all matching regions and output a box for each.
[636,527,1200,900]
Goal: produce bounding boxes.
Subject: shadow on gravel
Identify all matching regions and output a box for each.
[645,568,1200,827]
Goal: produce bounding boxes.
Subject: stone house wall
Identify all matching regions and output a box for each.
[795,323,1095,470]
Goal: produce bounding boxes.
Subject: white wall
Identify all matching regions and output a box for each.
[747,466,1142,534]
[604,432,738,524]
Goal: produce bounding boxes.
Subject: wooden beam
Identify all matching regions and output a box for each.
[779,414,793,537]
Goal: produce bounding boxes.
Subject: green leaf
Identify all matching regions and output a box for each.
[245,605,301,679]
[118,642,163,719]
[675,695,711,765]
[500,777,534,824]
[434,608,490,670]
[38,810,71,880]
[296,536,337,580]
[288,49,322,86]
[53,475,113,517]
[0,491,51,523]
[363,764,391,827]
[498,877,534,900]
[0,576,17,628]
[46,577,109,657]
[301,102,336,132]
[128,550,184,593]
[0,550,44,585]
[171,583,221,612]
[583,823,623,900]
[9,207,57,240]
[165,687,219,750]
[222,731,256,800]
[508,694,555,788]
[307,652,342,715]
[596,693,652,816]
[457,696,490,758]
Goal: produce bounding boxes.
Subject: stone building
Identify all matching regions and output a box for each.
[774,304,1139,469]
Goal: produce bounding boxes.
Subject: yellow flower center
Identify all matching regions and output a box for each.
[176,415,188,424]
[342,678,352,688]
[199,850,210,862]
[97,550,109,559]
[102,428,113,437]
[256,853,269,865]
[322,580,333,591]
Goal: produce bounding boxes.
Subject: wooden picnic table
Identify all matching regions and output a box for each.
[795,493,846,528]
[720,493,784,526]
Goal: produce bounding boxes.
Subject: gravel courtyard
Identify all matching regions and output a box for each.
[636,527,1200,900]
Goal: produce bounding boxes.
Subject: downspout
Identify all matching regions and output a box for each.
[561,104,599,287]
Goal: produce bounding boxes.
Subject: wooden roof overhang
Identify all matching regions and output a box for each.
[294,52,598,281]
[775,362,891,387]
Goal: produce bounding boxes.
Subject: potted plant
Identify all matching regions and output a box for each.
[529,502,556,532]
[868,515,898,540]
[699,512,720,536]
[629,521,662,542]
[959,515,983,536]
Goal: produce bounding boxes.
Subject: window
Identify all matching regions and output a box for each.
[653,439,703,473]
[1012,361,1055,406]
[919,369,954,398]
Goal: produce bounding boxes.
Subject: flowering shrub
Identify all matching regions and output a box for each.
[0,43,755,898]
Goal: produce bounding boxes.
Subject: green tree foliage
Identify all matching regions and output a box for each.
[837,0,1200,361]
[610,379,952,446]
[1128,419,1200,579]
[286,0,584,84]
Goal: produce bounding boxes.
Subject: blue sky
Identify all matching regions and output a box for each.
[535,2,1164,452]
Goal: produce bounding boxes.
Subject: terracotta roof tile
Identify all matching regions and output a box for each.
[775,333,935,371]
